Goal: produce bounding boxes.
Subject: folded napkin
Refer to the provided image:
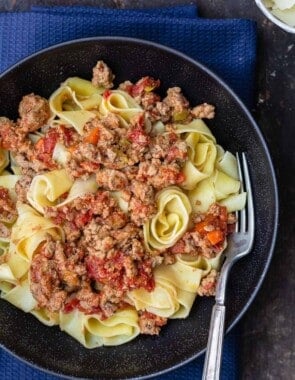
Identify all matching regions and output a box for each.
[0,4,256,105]
[0,5,256,380]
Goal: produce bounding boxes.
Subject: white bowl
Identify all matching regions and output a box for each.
[255,0,295,33]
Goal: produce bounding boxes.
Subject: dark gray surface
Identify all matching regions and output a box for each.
[0,1,294,380]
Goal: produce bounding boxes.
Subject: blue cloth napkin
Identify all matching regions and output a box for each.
[0,5,256,105]
[0,4,256,379]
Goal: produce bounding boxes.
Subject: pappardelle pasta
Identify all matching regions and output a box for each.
[0,61,246,348]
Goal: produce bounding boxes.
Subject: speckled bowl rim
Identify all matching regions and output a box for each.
[255,0,295,34]
[0,36,279,380]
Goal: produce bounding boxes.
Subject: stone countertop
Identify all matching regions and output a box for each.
[0,1,294,379]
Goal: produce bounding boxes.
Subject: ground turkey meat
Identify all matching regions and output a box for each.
[191,103,215,119]
[147,100,171,123]
[14,175,33,203]
[170,204,228,258]
[110,222,140,243]
[146,132,187,163]
[30,238,87,313]
[170,230,218,258]
[92,60,115,89]
[0,117,58,175]
[46,191,126,242]
[0,117,17,150]
[96,168,128,191]
[14,152,51,175]
[139,311,167,335]
[66,116,132,178]
[0,187,17,224]
[82,220,144,261]
[18,93,50,132]
[0,117,31,153]
[0,222,11,238]
[143,162,184,190]
[127,113,150,148]
[30,240,62,312]
[129,196,156,226]
[119,178,154,229]
[99,285,124,318]
[130,180,154,203]
[85,250,154,293]
[197,270,219,296]
[82,220,115,258]
[136,158,184,190]
[141,92,161,110]
[163,87,189,116]
[76,282,101,310]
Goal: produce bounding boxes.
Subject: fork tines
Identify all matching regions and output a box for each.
[235,152,254,235]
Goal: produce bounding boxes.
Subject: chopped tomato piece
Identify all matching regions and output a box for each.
[127,127,150,146]
[34,129,59,167]
[130,77,160,97]
[0,187,9,200]
[59,125,75,146]
[64,298,80,313]
[127,114,149,146]
[75,210,93,227]
[103,90,112,99]
[86,253,124,285]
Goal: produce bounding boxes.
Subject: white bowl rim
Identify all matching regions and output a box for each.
[255,0,295,33]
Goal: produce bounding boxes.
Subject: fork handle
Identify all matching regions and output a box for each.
[202,304,226,380]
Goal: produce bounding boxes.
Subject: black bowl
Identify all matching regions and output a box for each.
[0,37,278,379]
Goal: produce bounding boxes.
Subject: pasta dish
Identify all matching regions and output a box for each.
[0,61,246,348]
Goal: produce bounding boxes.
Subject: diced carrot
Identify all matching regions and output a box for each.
[83,127,100,145]
[34,137,44,151]
[206,230,224,245]
[67,144,78,153]
[195,221,207,234]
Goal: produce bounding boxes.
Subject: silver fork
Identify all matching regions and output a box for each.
[202,152,255,380]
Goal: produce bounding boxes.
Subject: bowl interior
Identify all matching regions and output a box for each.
[0,38,278,379]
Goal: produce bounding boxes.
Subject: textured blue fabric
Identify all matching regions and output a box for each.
[0,5,255,379]
[0,6,256,105]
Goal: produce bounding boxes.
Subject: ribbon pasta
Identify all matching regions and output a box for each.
[59,308,140,348]
[1,279,37,312]
[49,77,103,135]
[10,203,64,262]
[27,170,99,214]
[0,149,9,174]
[129,253,220,319]
[99,90,143,127]
[0,263,18,293]
[27,169,74,213]
[188,150,246,213]
[174,119,217,190]
[144,186,192,252]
